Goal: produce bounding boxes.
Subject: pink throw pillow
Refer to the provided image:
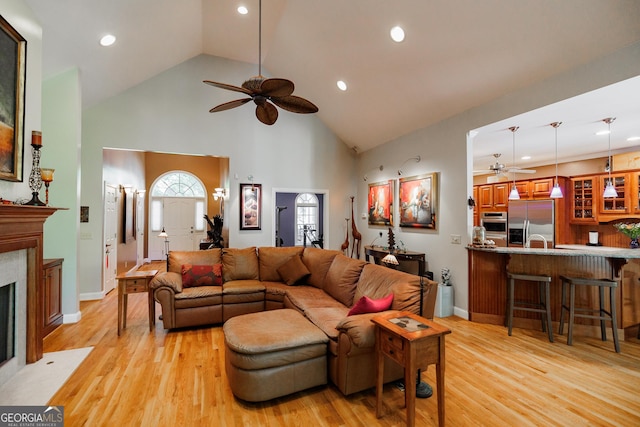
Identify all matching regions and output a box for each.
[347,293,394,316]
[181,263,222,287]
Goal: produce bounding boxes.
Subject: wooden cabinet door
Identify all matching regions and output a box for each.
[632,172,640,215]
[43,259,63,337]
[478,185,493,210]
[493,183,509,209]
[530,178,554,199]
[570,177,597,224]
[599,173,630,215]
[473,186,479,226]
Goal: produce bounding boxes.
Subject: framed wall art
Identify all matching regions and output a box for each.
[398,172,438,229]
[0,15,27,182]
[368,180,394,226]
[240,183,261,230]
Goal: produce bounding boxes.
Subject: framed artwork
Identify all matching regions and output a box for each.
[240,183,261,230]
[398,172,438,229]
[121,186,135,243]
[0,16,27,182]
[368,180,394,226]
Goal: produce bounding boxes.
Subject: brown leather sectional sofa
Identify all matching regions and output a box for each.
[149,246,438,395]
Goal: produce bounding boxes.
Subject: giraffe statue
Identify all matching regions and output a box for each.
[340,218,350,255]
[350,196,362,258]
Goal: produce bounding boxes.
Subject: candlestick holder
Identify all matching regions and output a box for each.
[24,139,45,206]
[40,168,55,206]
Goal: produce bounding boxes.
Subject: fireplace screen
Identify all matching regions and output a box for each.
[0,283,15,366]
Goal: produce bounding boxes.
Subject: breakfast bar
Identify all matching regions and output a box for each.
[467,245,640,339]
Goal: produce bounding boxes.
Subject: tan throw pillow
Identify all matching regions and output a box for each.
[277,256,311,285]
[323,254,366,306]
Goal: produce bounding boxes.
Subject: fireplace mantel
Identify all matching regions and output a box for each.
[0,204,62,363]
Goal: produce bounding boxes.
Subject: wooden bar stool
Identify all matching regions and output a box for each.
[558,275,620,353]
[507,273,553,342]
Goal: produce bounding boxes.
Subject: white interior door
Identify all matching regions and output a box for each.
[164,198,203,252]
[136,190,146,266]
[103,183,118,294]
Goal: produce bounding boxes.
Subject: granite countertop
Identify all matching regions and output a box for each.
[467,244,640,258]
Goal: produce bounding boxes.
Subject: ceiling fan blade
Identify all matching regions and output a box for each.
[255,100,278,125]
[270,95,319,114]
[204,80,253,95]
[505,168,537,174]
[209,98,251,113]
[260,78,295,97]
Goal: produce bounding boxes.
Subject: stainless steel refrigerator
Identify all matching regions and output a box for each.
[507,200,555,248]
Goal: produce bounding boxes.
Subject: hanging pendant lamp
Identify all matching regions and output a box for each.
[549,122,563,198]
[508,126,520,200]
[602,117,618,198]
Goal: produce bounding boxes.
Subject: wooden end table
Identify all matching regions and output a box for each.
[117,270,158,336]
[372,311,451,427]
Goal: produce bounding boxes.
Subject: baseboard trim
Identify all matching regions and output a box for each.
[80,291,105,301]
[63,311,82,324]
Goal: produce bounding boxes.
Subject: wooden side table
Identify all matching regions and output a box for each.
[372,311,451,427]
[117,270,158,336]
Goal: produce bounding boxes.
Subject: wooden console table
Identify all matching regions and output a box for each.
[364,245,426,277]
[117,270,158,336]
[372,311,451,427]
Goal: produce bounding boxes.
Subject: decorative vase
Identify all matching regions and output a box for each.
[630,238,639,249]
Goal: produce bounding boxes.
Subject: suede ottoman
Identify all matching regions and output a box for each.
[223,308,328,402]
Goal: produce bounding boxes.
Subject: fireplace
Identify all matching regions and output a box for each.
[0,282,16,366]
[0,205,59,386]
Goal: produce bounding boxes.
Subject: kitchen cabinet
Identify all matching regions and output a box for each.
[514,181,530,199]
[472,186,479,226]
[492,183,509,209]
[530,178,555,199]
[599,173,630,216]
[42,258,63,338]
[570,176,598,224]
[478,185,493,210]
[633,171,640,215]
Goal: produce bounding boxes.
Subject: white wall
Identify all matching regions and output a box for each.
[79,54,356,298]
[0,1,42,201]
[359,41,640,318]
[42,69,81,320]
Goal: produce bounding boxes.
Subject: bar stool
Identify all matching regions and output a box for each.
[507,273,554,342]
[558,275,620,353]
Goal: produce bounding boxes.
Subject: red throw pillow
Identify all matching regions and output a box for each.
[347,293,394,316]
[181,263,222,288]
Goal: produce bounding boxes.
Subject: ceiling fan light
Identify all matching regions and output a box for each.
[550,183,563,198]
[603,181,618,198]
[508,185,520,200]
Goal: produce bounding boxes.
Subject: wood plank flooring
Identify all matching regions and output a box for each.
[44,274,640,426]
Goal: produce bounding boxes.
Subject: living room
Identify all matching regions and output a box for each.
[1,1,640,425]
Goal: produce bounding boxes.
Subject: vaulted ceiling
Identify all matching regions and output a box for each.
[24,0,640,165]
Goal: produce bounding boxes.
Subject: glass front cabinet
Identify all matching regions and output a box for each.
[599,173,630,216]
[571,177,597,223]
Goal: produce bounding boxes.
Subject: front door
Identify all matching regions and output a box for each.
[164,198,204,252]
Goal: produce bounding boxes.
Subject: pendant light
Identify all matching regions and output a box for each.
[602,117,618,198]
[549,122,563,198]
[508,126,520,200]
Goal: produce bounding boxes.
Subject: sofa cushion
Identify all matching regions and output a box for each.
[355,264,424,313]
[222,247,259,282]
[348,293,393,316]
[258,246,304,282]
[304,307,350,341]
[302,247,342,289]
[277,255,311,285]
[181,263,222,287]
[168,249,222,274]
[284,286,346,312]
[323,254,366,307]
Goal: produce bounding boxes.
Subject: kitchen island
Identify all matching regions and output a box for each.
[467,245,640,339]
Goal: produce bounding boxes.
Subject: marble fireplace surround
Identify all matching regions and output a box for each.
[0,205,59,367]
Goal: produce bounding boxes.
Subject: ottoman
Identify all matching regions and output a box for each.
[223,308,329,402]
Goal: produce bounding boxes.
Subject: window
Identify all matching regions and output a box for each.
[295,193,319,245]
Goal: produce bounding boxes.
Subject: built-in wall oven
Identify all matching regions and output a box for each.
[480,211,508,247]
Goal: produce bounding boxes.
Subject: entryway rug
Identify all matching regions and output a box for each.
[0,347,93,405]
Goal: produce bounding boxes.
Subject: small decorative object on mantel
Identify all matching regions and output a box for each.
[40,168,54,206]
[613,222,640,249]
[24,131,45,206]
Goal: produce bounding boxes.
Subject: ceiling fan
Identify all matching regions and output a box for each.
[473,153,537,176]
[203,0,318,125]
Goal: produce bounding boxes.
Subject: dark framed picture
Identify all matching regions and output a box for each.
[0,15,27,182]
[368,180,394,226]
[121,186,135,243]
[398,173,438,229]
[240,183,261,230]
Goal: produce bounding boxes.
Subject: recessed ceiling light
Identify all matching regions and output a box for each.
[337,80,347,91]
[237,6,248,15]
[99,34,116,47]
[596,130,610,136]
[390,26,405,43]
[521,155,531,160]
[627,136,640,141]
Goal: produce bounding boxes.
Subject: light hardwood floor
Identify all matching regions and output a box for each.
[44,275,640,426]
